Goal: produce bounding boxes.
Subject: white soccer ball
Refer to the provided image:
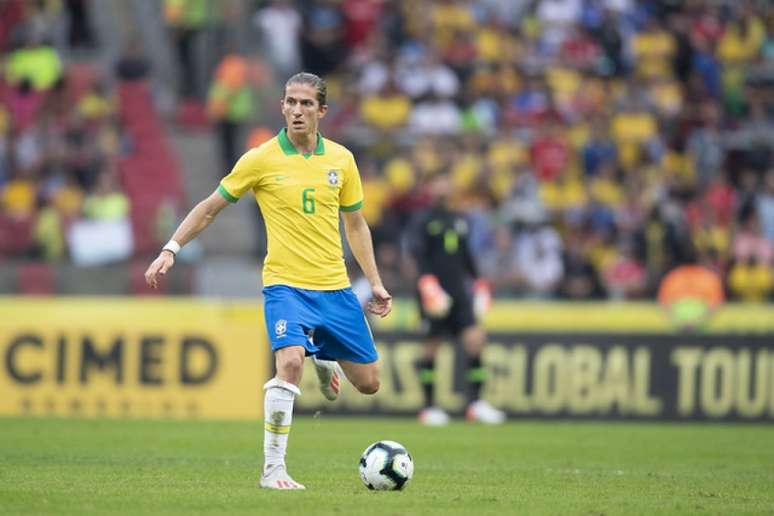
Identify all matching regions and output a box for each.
[358,440,414,491]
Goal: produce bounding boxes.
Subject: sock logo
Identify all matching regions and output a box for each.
[275,319,287,337]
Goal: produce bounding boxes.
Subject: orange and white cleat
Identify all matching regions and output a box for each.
[259,464,306,490]
[313,355,342,401]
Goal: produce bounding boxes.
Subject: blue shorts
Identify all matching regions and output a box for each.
[263,285,378,364]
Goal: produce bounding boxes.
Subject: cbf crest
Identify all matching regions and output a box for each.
[327,169,339,185]
[275,319,287,337]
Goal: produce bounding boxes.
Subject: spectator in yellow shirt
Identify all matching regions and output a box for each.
[1,173,37,219]
[631,18,676,79]
[717,12,765,64]
[728,256,774,302]
[359,80,411,133]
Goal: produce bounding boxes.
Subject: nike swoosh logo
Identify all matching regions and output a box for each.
[275,175,287,182]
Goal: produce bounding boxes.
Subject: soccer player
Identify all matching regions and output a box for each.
[144,72,392,490]
[405,173,505,426]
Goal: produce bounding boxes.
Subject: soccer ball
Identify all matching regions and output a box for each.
[358,440,414,491]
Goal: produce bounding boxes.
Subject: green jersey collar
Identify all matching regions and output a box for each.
[277,128,325,157]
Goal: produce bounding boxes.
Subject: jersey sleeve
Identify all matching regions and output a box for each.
[339,152,364,211]
[218,148,262,203]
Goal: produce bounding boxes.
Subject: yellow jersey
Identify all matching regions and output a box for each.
[218,129,364,290]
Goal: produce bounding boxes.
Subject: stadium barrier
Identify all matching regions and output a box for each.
[296,332,774,421]
[294,301,774,421]
[0,299,267,419]
[2,298,773,421]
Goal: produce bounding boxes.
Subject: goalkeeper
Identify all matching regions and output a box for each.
[404,173,505,426]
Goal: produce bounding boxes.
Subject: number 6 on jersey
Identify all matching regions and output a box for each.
[302,188,315,214]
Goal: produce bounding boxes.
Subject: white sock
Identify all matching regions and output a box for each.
[263,377,301,471]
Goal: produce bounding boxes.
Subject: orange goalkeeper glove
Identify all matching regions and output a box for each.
[473,278,492,318]
[417,274,452,318]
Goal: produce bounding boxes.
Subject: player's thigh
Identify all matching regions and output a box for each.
[263,285,321,355]
[421,335,444,358]
[338,359,380,394]
[449,296,476,334]
[420,305,457,346]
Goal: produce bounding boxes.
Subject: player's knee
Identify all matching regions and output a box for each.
[356,377,380,395]
[462,325,486,352]
[354,369,380,395]
[277,353,304,380]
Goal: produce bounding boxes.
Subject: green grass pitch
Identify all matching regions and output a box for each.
[1,417,773,515]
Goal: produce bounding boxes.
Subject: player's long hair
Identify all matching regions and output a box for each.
[285,72,327,107]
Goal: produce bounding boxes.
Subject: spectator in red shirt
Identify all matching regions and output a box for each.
[530,119,569,182]
[341,0,383,50]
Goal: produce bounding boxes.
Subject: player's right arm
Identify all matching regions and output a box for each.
[144,189,230,288]
[145,145,262,289]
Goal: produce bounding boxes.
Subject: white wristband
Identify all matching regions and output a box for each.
[162,240,181,256]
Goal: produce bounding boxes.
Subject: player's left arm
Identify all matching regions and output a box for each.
[342,209,392,318]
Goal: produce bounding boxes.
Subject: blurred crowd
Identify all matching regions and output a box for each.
[2,0,774,303]
[248,0,774,302]
[0,0,132,265]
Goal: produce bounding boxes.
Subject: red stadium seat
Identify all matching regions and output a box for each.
[16,263,56,295]
[116,78,186,257]
[0,214,35,257]
[65,62,98,101]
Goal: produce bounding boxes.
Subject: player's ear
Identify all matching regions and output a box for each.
[318,103,328,119]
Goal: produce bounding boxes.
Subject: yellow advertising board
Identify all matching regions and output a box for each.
[0,298,269,419]
[3,297,774,421]
[374,300,774,333]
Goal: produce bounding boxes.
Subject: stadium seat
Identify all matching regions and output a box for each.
[116,78,185,257]
[64,62,98,101]
[16,263,56,295]
[0,214,35,257]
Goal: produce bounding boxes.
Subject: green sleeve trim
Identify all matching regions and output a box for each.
[340,200,363,212]
[217,184,239,203]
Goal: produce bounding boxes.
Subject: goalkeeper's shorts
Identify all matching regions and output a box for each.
[263,284,378,364]
[417,292,476,338]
